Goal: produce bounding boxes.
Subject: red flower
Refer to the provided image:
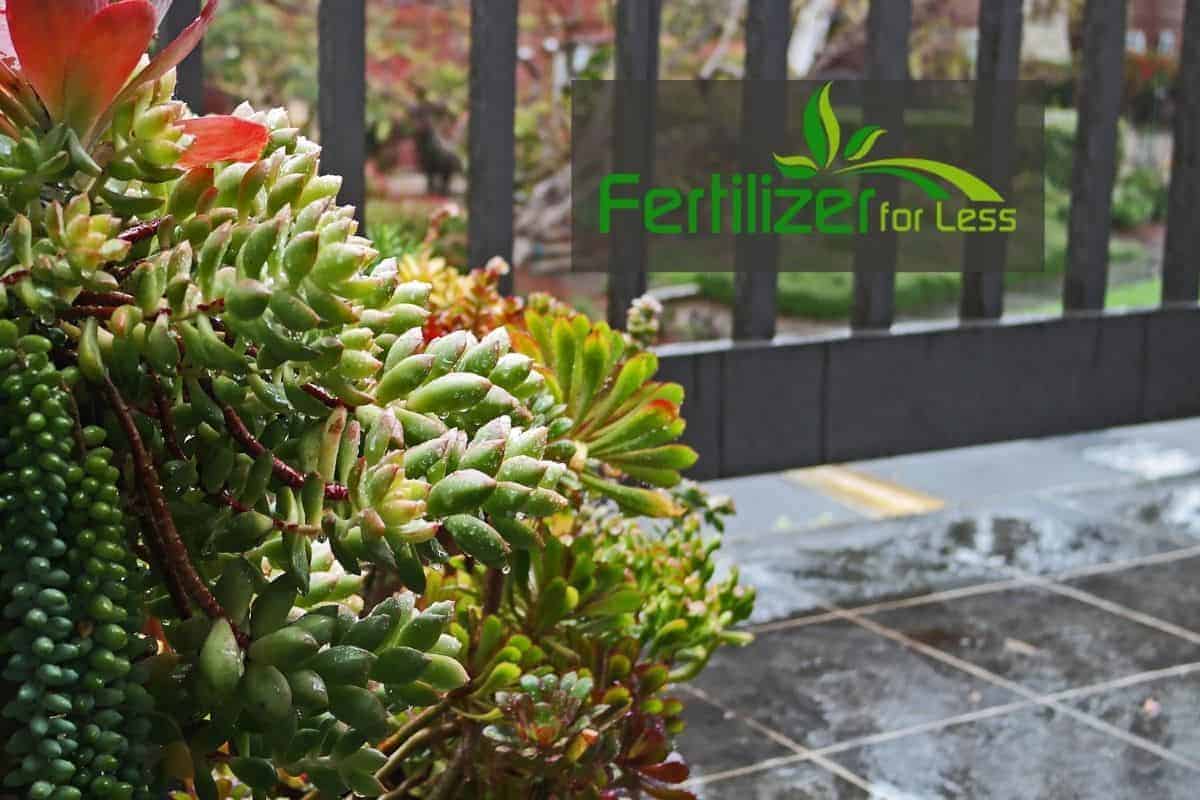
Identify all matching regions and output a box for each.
[176,116,269,168]
[1,0,266,167]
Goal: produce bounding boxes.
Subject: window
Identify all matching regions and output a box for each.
[1158,30,1177,56]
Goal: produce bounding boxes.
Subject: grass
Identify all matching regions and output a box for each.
[649,218,1148,320]
[1024,277,1163,316]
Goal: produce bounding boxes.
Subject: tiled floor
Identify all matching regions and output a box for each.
[681,458,1200,798]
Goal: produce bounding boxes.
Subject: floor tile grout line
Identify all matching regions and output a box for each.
[833,607,1200,774]
[680,657,1200,791]
[679,684,818,758]
[1040,662,1200,704]
[1047,542,1200,581]
[805,752,886,798]
[809,699,1036,758]
[745,544,1200,636]
[747,609,842,633]
[1020,575,1200,645]
[682,753,810,789]
[678,685,879,794]
[683,662,1200,790]
[747,577,1031,634]
[809,661,1200,761]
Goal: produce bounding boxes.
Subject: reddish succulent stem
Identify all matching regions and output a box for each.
[149,298,226,319]
[150,374,186,461]
[301,382,347,409]
[215,490,319,537]
[62,305,118,320]
[1,269,30,285]
[427,726,478,800]
[102,376,247,644]
[141,510,192,620]
[213,387,350,501]
[76,290,136,307]
[117,218,166,244]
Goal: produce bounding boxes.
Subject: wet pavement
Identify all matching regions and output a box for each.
[680,418,1200,798]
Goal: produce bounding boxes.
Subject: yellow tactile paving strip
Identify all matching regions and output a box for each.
[784,465,945,519]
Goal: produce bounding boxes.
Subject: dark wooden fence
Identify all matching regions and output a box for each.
[166,0,1200,480]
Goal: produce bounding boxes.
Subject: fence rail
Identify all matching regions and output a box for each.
[181,0,1200,479]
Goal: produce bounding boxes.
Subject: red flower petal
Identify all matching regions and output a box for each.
[61,1,157,137]
[0,2,16,66]
[177,115,269,168]
[7,0,103,118]
[114,0,218,110]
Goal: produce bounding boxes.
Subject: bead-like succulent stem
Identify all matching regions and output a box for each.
[103,376,246,643]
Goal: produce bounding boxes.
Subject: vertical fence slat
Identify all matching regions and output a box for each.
[162,0,203,112]
[607,0,663,329]
[960,0,1024,320]
[851,0,911,331]
[318,0,367,222]
[468,0,519,293]
[733,0,791,341]
[1162,0,1200,304]
[1063,0,1127,311]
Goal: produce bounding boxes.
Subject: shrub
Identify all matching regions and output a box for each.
[1111,166,1168,229]
[0,3,752,799]
[1044,108,1129,189]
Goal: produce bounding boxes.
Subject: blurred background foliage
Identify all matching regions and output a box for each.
[205,0,1180,337]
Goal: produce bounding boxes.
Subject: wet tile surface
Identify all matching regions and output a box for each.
[719,497,1181,624]
[689,620,1017,750]
[677,694,794,780]
[707,474,863,539]
[1066,672,1200,765]
[693,760,870,800]
[1053,476,1200,542]
[1067,555,1200,634]
[692,422,1200,794]
[826,706,1200,799]
[869,587,1200,694]
[856,437,1127,504]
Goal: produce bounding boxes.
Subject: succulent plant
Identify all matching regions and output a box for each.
[0,2,754,798]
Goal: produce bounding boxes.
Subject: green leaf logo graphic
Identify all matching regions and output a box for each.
[772,153,818,179]
[774,81,1005,202]
[833,158,1003,202]
[802,81,840,168]
[843,125,886,161]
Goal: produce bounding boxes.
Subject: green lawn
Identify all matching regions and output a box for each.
[1024,277,1162,316]
[649,222,1147,320]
